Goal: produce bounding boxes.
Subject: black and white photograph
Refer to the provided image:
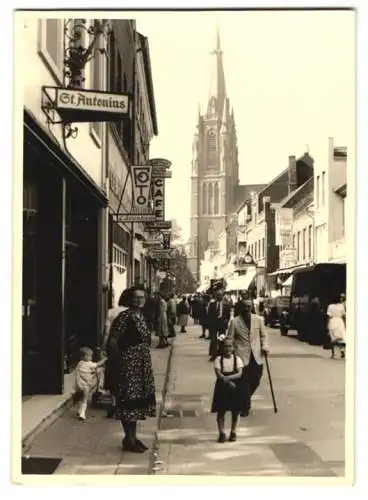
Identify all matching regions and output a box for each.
[12,6,355,484]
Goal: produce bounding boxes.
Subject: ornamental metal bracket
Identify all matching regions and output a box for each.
[63,19,110,88]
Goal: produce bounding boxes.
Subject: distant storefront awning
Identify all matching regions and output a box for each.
[226,268,257,291]
[268,264,308,276]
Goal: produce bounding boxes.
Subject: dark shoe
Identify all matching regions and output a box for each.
[217,432,226,443]
[122,438,146,453]
[229,432,237,442]
[199,335,205,339]
[209,356,216,362]
[135,439,148,451]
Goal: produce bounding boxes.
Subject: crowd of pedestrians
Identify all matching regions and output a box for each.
[73,281,346,450]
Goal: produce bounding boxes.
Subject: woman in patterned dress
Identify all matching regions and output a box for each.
[108,285,156,453]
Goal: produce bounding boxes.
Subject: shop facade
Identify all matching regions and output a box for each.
[23,112,107,396]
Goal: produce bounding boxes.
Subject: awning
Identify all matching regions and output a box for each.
[226,269,257,291]
[268,264,308,276]
[282,275,293,287]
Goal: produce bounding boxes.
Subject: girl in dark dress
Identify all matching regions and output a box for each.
[108,286,156,453]
[211,338,245,442]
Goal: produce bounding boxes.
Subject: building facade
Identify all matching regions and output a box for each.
[21,18,159,396]
[313,138,347,264]
[234,153,314,294]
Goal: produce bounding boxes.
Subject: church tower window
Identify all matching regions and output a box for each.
[202,183,208,214]
[207,129,217,166]
[208,183,213,215]
[214,183,219,214]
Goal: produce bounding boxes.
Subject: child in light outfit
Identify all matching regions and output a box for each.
[211,338,244,443]
[75,347,106,421]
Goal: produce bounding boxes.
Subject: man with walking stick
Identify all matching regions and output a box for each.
[226,299,270,416]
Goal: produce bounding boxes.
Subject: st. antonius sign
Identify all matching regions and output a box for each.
[42,86,130,123]
[145,220,172,231]
[113,210,156,223]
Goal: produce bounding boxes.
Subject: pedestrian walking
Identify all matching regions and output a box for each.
[74,347,106,421]
[108,285,156,453]
[177,295,191,333]
[191,294,201,325]
[327,295,346,359]
[167,293,177,338]
[156,292,169,348]
[207,288,231,361]
[226,299,270,415]
[198,294,210,339]
[211,338,245,443]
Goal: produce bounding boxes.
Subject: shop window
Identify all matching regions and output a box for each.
[303,228,306,260]
[308,225,312,258]
[113,244,127,274]
[38,19,64,83]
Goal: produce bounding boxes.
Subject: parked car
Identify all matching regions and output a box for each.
[280,263,346,343]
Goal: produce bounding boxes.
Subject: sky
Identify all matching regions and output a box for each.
[134,10,355,241]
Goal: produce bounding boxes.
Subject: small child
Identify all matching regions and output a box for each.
[211,338,244,443]
[74,347,106,421]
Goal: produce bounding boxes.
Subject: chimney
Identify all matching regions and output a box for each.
[288,155,297,194]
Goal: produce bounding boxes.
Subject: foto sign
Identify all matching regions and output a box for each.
[131,165,152,210]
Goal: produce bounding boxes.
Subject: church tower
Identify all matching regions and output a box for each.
[188,29,240,281]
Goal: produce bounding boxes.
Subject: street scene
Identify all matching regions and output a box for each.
[22,322,345,477]
[16,9,353,482]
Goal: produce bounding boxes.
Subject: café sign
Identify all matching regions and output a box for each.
[42,86,130,123]
[149,248,175,260]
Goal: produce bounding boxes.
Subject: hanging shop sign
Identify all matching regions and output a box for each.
[275,208,293,247]
[151,167,172,179]
[131,165,153,210]
[143,240,163,248]
[149,248,175,260]
[151,177,165,221]
[42,86,130,123]
[162,232,171,249]
[145,220,172,231]
[279,248,297,269]
[148,158,172,169]
[113,165,154,223]
[113,210,156,223]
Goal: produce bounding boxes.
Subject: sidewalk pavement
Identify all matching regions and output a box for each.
[22,335,173,475]
[153,326,347,478]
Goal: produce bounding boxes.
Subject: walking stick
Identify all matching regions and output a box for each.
[264,353,278,413]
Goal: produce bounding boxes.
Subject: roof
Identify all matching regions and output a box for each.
[280,177,314,208]
[234,184,267,212]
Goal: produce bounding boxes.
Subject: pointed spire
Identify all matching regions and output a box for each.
[207,26,226,119]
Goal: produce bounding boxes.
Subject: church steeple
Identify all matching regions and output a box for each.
[207,27,226,119]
